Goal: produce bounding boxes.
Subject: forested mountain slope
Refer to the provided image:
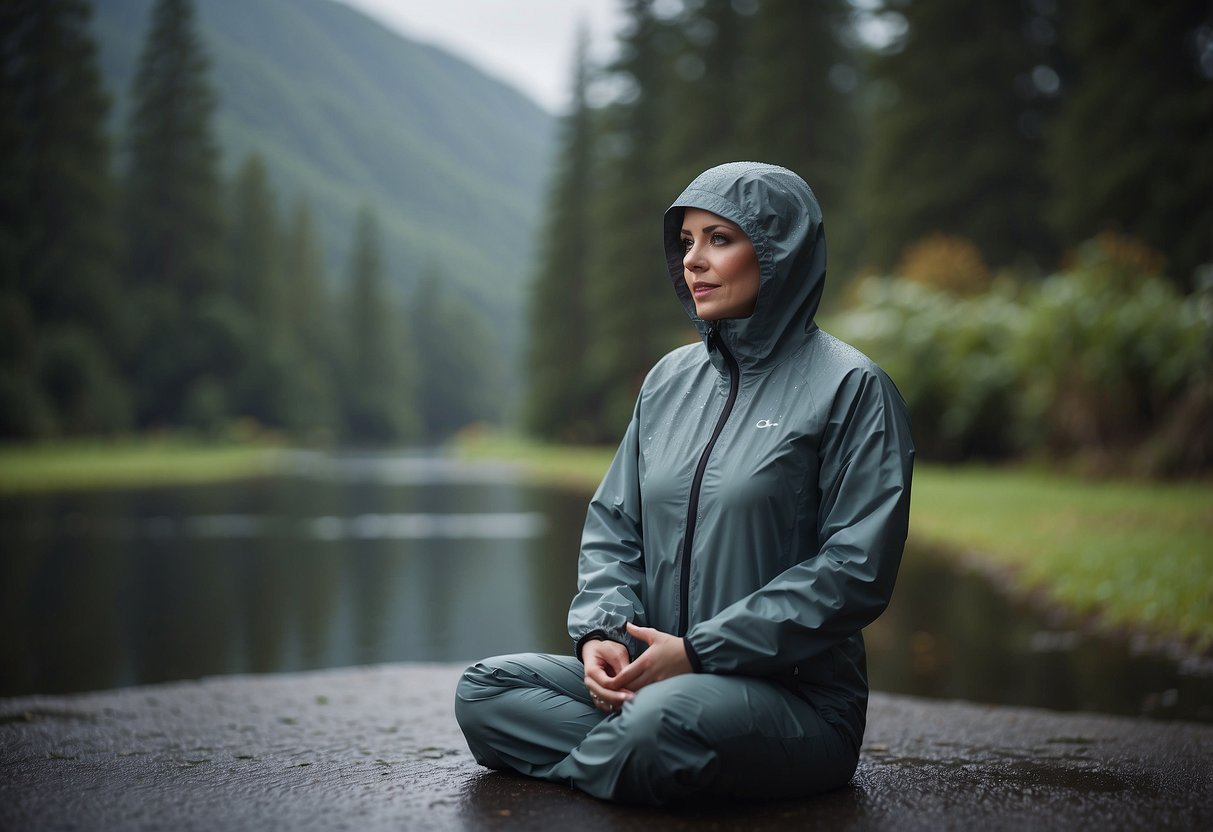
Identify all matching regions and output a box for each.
[90,0,554,353]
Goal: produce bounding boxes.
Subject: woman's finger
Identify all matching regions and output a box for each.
[613,628,693,692]
[581,640,634,712]
[625,622,657,644]
[584,677,630,712]
[608,656,647,691]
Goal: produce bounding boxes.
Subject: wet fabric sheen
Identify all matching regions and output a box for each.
[455,653,857,804]
[456,163,913,805]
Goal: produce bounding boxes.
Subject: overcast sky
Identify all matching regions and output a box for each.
[337,0,629,113]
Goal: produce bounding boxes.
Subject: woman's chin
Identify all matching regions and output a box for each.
[695,305,752,321]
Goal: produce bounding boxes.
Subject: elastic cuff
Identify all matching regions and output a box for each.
[683,636,703,673]
[574,630,609,662]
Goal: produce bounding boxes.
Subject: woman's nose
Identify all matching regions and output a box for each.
[683,242,705,270]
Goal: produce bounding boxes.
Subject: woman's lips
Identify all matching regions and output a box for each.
[692,281,719,298]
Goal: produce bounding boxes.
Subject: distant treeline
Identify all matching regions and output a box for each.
[1,0,501,444]
[524,0,1213,452]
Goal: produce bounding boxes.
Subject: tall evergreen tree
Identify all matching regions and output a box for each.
[228,153,284,345]
[282,197,339,437]
[587,0,692,438]
[1047,0,1213,288]
[657,0,753,188]
[860,0,1055,272]
[410,270,501,442]
[227,152,302,428]
[123,0,227,427]
[0,4,23,301]
[523,29,598,441]
[0,0,129,436]
[340,205,417,443]
[741,0,861,279]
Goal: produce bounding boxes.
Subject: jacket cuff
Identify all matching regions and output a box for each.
[683,634,703,673]
[574,630,609,662]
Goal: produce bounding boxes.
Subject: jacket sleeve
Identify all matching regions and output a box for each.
[683,366,914,676]
[567,401,648,659]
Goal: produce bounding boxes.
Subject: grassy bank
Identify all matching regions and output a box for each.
[0,439,285,493]
[456,433,1213,651]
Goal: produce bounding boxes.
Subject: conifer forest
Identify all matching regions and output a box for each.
[525,0,1212,475]
[2,0,501,446]
[3,0,1211,474]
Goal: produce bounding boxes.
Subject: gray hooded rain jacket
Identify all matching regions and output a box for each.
[456,162,914,805]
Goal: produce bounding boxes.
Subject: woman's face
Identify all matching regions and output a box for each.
[679,208,760,320]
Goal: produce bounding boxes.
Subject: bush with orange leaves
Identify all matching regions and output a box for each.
[1066,230,1167,288]
[829,233,1211,475]
[896,233,991,296]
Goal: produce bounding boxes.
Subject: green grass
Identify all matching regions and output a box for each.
[456,433,1213,650]
[911,466,1213,650]
[0,439,285,493]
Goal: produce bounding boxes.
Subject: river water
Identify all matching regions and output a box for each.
[2,450,1209,722]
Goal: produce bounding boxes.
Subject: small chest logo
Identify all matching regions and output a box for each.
[755,419,779,429]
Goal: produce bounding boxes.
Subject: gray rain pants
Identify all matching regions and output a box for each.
[454,653,860,806]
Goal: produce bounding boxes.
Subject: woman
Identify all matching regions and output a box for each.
[455,162,914,805]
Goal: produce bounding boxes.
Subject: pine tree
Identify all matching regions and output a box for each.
[0,0,129,436]
[411,270,501,442]
[741,0,861,279]
[523,29,598,441]
[587,0,693,439]
[860,0,1055,272]
[282,197,339,437]
[123,0,227,428]
[228,154,284,345]
[283,200,331,364]
[340,205,417,443]
[227,152,301,429]
[657,0,753,188]
[1047,0,1213,288]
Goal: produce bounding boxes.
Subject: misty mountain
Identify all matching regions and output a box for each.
[90,0,554,361]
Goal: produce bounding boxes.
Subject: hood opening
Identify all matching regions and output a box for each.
[663,162,827,369]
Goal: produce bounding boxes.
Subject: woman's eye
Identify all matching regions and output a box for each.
[680,237,693,252]
[711,233,729,245]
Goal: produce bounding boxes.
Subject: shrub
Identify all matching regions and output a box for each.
[0,370,57,438]
[829,246,1212,475]
[829,278,1023,460]
[1012,265,1207,464]
[36,327,132,436]
[1065,231,1167,289]
[896,233,992,297]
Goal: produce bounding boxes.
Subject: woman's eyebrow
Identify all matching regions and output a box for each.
[681,223,737,234]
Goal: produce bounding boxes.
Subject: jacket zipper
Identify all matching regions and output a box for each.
[677,326,740,637]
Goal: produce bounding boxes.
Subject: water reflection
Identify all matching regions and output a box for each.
[865,545,1213,722]
[0,451,1209,723]
[0,454,581,696]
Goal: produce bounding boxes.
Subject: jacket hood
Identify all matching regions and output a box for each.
[664,161,826,370]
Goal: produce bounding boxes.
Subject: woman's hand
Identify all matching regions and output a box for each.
[581,638,633,714]
[583,624,695,713]
[608,622,693,693]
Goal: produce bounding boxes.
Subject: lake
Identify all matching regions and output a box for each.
[2,450,1209,722]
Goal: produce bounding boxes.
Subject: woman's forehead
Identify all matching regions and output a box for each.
[681,207,741,231]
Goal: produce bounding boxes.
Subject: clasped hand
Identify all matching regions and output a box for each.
[582,622,692,714]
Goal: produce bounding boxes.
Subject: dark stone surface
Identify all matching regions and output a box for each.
[2,664,1210,830]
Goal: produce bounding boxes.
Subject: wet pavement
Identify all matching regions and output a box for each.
[1,663,1210,831]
